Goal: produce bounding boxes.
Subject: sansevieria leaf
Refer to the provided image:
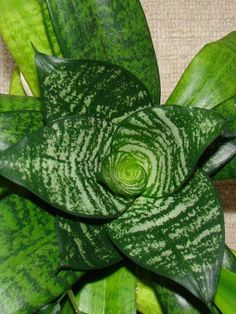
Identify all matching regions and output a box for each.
[0,94,42,112]
[0,116,133,218]
[166,32,236,109]
[57,216,122,269]
[0,0,55,96]
[107,171,224,305]
[44,0,160,103]
[100,106,224,198]
[0,194,82,314]
[62,265,136,314]
[36,52,153,123]
[9,67,26,96]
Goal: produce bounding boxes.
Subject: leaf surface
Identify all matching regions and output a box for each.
[101,106,224,198]
[0,0,54,96]
[0,115,132,218]
[44,0,160,102]
[9,67,26,96]
[57,216,122,269]
[0,94,41,112]
[107,171,224,305]
[36,53,153,123]
[0,194,82,314]
[166,32,236,109]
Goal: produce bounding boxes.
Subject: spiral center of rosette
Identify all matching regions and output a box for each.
[99,151,147,197]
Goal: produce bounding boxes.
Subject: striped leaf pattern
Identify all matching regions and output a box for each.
[44,0,160,103]
[36,52,153,123]
[0,194,82,314]
[0,115,132,218]
[57,216,122,269]
[107,171,224,305]
[0,94,42,111]
[101,106,224,198]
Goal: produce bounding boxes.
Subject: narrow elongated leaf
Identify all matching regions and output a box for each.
[0,194,82,314]
[166,32,236,108]
[0,0,54,96]
[0,94,42,112]
[100,106,224,198]
[39,0,62,56]
[45,0,160,102]
[9,67,26,96]
[62,266,136,314]
[222,245,236,273]
[0,115,132,218]
[57,216,122,269]
[36,53,153,123]
[107,171,224,305]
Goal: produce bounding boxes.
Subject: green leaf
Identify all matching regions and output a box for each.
[0,115,132,218]
[0,194,82,313]
[202,138,236,178]
[0,110,44,151]
[44,0,160,103]
[100,105,224,198]
[39,0,62,57]
[0,94,42,112]
[9,67,26,96]
[107,171,224,306]
[0,0,55,96]
[62,265,136,314]
[214,268,236,314]
[57,216,122,269]
[166,32,236,109]
[222,245,236,273]
[36,52,153,123]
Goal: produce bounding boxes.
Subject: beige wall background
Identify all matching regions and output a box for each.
[0,0,236,247]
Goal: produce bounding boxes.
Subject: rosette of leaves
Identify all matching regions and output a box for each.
[0,0,235,313]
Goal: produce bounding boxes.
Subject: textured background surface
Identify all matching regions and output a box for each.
[0,0,236,247]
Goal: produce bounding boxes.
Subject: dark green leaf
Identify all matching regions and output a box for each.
[0,94,41,111]
[0,115,132,218]
[0,194,82,313]
[36,52,153,123]
[107,171,224,306]
[44,0,160,102]
[222,245,236,273]
[57,216,122,269]
[166,32,236,109]
[100,106,224,198]
[202,138,236,178]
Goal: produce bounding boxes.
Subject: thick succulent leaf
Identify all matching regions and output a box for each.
[107,171,224,305]
[57,216,122,270]
[61,266,136,314]
[9,67,26,96]
[0,194,82,314]
[222,245,236,273]
[44,0,160,103]
[0,0,54,96]
[0,94,41,111]
[39,0,62,56]
[0,111,44,151]
[166,32,236,108]
[212,96,236,179]
[214,268,236,314]
[0,115,133,218]
[36,52,153,123]
[101,106,224,198]
[202,138,236,178]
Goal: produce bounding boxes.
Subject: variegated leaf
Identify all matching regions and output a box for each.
[100,105,224,198]
[0,194,82,313]
[57,216,122,269]
[36,52,153,124]
[44,0,160,103]
[107,171,224,305]
[0,115,132,218]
